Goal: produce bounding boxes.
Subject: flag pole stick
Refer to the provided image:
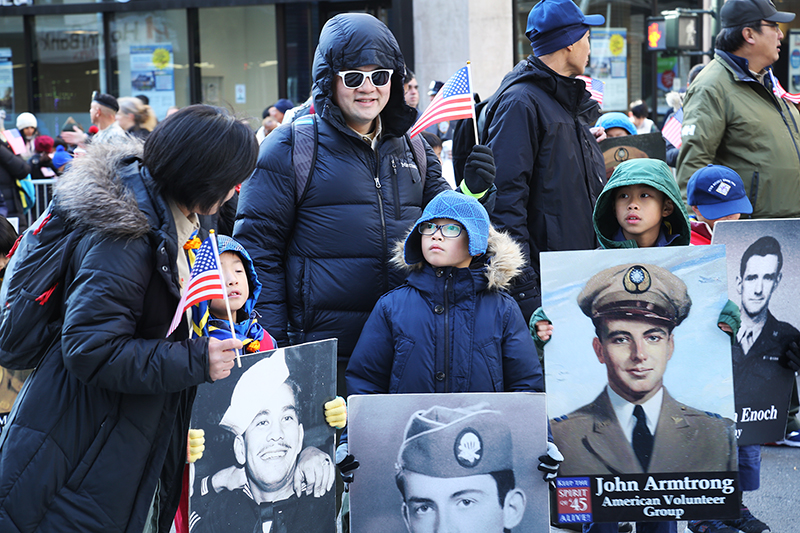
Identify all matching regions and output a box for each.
[466,61,479,147]
[209,230,242,367]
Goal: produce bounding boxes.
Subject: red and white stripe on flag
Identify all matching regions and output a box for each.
[409,66,474,138]
[167,237,225,337]
[662,108,683,149]
[769,69,800,104]
[576,76,604,107]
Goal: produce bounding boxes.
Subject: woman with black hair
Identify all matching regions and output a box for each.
[0,105,258,533]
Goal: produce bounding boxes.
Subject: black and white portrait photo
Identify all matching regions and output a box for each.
[713,220,800,445]
[347,392,549,533]
[189,339,337,533]
[540,247,739,523]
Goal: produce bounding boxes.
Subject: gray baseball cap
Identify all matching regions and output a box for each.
[720,0,795,28]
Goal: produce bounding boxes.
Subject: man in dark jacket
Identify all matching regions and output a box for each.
[485,0,607,322]
[0,106,255,533]
[234,14,495,383]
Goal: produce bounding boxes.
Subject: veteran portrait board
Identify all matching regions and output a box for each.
[540,247,738,524]
[348,392,549,533]
[713,219,800,445]
[189,339,337,533]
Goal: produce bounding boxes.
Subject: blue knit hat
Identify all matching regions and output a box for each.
[526,0,605,57]
[52,145,73,170]
[404,190,489,265]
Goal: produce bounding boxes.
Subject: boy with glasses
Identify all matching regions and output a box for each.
[346,189,544,408]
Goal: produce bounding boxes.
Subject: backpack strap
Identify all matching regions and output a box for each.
[291,114,318,205]
[407,133,427,185]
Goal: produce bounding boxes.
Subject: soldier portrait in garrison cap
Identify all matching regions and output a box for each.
[395,405,526,533]
[540,247,738,479]
[348,393,550,533]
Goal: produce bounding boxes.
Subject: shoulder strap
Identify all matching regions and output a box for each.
[407,133,427,184]
[478,71,532,143]
[292,114,318,205]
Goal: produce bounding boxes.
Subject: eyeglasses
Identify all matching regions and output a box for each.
[418,222,463,238]
[337,69,393,89]
[756,22,780,30]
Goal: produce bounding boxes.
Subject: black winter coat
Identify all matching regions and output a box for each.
[0,141,211,533]
[0,141,31,224]
[234,14,450,361]
[485,57,606,320]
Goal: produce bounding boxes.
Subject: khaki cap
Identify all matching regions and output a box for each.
[577,263,691,326]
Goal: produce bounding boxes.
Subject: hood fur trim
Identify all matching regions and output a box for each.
[392,227,524,291]
[54,137,151,239]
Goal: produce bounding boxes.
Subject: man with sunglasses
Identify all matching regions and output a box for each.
[234,14,495,398]
[677,0,800,220]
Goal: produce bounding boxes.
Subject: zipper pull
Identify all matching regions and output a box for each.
[374,176,382,189]
[391,158,397,175]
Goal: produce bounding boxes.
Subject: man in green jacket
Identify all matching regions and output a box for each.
[677,0,800,219]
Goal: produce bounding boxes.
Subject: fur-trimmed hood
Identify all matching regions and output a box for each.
[392,226,524,292]
[52,137,151,239]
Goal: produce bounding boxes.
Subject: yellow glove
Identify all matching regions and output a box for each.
[187,428,205,463]
[324,397,347,429]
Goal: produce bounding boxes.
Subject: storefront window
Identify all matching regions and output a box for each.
[109,11,189,120]
[0,17,27,131]
[33,14,103,137]
[199,5,279,128]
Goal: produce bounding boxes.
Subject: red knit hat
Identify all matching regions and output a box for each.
[34,135,54,153]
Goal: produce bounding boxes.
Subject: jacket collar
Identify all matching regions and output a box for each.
[526,56,593,113]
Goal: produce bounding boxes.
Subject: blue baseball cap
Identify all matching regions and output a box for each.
[687,165,753,220]
[526,0,605,57]
[596,112,637,136]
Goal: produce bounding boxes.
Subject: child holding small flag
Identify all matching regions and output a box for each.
[175,233,346,533]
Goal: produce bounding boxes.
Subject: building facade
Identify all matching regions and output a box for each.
[3,0,800,137]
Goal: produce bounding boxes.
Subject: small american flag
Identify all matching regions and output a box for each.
[661,108,683,148]
[768,69,800,104]
[167,237,225,337]
[1,129,26,155]
[410,65,475,138]
[577,76,604,107]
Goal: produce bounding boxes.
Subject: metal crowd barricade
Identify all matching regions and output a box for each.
[25,179,58,228]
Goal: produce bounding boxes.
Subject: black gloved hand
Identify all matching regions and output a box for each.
[537,441,564,484]
[780,341,800,371]
[337,453,360,488]
[462,145,495,196]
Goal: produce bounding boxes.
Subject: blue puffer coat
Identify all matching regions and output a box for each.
[0,140,210,533]
[234,14,449,361]
[346,228,543,396]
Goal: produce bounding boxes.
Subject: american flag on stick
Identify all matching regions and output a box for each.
[768,69,800,104]
[167,235,226,337]
[409,65,475,138]
[661,108,683,149]
[577,76,605,107]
